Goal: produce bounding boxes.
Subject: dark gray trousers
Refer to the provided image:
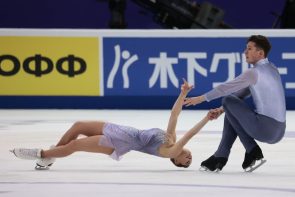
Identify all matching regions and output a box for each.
[214,95,286,158]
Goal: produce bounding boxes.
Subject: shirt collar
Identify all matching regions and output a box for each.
[254,58,269,67]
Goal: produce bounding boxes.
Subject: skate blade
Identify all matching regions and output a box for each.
[244,159,267,172]
[35,166,49,170]
[9,149,16,155]
[199,166,221,173]
[35,164,51,170]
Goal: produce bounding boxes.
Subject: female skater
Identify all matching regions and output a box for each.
[11,79,213,169]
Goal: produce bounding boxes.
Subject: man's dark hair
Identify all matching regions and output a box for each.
[247,35,272,57]
[170,158,190,168]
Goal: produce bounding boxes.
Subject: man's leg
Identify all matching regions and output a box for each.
[201,95,284,171]
[200,115,237,171]
[221,95,266,171]
[214,115,238,158]
[222,96,259,152]
[201,95,258,171]
[221,95,279,152]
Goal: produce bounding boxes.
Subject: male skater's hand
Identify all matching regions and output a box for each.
[183,95,205,106]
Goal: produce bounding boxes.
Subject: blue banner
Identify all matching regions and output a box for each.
[103,37,295,97]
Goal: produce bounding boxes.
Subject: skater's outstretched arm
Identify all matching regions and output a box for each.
[162,113,210,158]
[165,79,193,143]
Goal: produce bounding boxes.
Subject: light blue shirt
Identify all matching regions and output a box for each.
[204,58,286,122]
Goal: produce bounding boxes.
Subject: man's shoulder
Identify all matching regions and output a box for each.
[244,67,257,75]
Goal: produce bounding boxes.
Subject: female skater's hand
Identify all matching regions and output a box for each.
[181,78,193,95]
[207,107,224,120]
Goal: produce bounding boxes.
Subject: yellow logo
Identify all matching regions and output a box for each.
[0,36,100,96]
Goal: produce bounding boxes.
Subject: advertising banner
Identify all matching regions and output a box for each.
[0,36,100,96]
[103,37,295,97]
[0,29,294,109]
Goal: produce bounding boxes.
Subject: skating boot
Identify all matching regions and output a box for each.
[200,155,228,172]
[10,148,41,160]
[35,145,56,170]
[242,145,266,172]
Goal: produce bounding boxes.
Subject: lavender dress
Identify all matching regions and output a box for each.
[99,123,166,160]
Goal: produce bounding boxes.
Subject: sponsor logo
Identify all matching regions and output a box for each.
[0,36,100,96]
[0,54,86,77]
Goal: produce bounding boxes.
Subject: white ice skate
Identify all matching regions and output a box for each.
[10,148,41,160]
[244,159,267,172]
[35,145,56,170]
[35,158,56,170]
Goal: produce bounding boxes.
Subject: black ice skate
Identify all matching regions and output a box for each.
[200,155,228,172]
[242,145,266,172]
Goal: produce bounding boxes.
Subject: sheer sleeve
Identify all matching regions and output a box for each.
[204,68,257,102]
[233,88,251,99]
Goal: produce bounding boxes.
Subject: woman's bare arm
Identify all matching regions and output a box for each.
[166,79,193,142]
[162,114,210,158]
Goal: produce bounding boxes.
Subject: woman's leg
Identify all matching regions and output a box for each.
[42,135,114,158]
[56,121,106,146]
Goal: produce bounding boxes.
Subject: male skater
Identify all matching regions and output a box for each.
[184,35,286,172]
